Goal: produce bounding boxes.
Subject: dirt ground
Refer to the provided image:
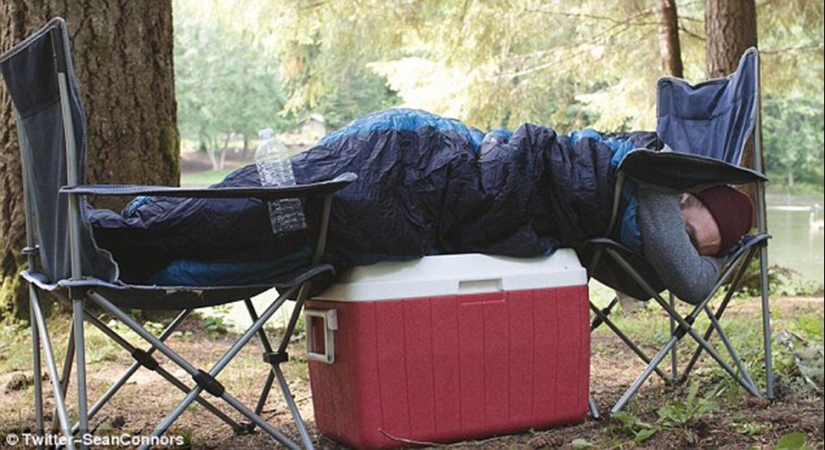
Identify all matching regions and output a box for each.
[0,296,822,449]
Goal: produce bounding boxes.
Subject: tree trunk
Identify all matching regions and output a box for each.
[657,0,684,78]
[705,0,759,219]
[0,0,178,321]
[705,0,757,79]
[207,148,220,171]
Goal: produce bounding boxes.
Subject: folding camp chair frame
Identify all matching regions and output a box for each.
[588,233,770,414]
[585,48,774,416]
[4,17,356,450]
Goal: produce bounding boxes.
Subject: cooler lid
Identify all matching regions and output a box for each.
[314,249,586,302]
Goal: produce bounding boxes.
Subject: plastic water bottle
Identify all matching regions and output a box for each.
[255,128,306,235]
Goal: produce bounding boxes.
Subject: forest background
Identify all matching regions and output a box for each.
[173,0,823,198]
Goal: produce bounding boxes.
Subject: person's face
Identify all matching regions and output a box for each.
[680,194,722,256]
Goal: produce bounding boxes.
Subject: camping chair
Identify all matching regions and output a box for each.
[1,17,355,450]
[580,48,774,415]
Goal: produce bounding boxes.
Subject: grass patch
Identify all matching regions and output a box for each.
[180,169,235,187]
[2,294,822,449]
[590,292,824,402]
[789,314,824,341]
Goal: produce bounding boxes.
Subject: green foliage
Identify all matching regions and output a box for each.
[571,437,595,449]
[0,321,27,340]
[84,326,121,364]
[657,382,720,428]
[168,0,824,193]
[607,383,727,445]
[264,0,669,131]
[311,67,400,130]
[180,169,236,188]
[758,2,824,99]
[789,315,825,341]
[763,94,825,192]
[203,315,230,336]
[728,421,763,436]
[0,259,30,323]
[198,304,233,337]
[775,432,809,450]
[732,261,823,298]
[609,411,659,443]
[256,0,823,138]
[173,0,294,154]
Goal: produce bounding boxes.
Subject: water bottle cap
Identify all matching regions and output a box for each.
[258,128,275,139]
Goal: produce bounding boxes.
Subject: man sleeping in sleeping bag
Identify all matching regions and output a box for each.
[89,108,753,305]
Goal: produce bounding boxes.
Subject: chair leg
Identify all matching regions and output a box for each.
[73,298,89,448]
[141,305,302,448]
[623,268,762,398]
[703,306,758,390]
[669,292,678,381]
[612,334,681,414]
[88,291,303,450]
[78,310,191,428]
[588,396,601,420]
[589,302,670,381]
[589,297,618,331]
[30,293,76,449]
[758,246,774,400]
[244,298,278,417]
[245,293,315,449]
[276,287,314,448]
[51,322,75,435]
[682,290,736,380]
[651,294,762,399]
[607,247,762,407]
[254,370,276,417]
[272,364,313,446]
[682,247,766,398]
[78,311,243,433]
[29,291,45,450]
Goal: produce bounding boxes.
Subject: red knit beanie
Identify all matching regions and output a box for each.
[694,186,754,255]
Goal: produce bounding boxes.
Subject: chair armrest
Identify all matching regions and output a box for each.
[724,233,770,266]
[619,149,768,192]
[60,172,357,200]
[577,237,666,300]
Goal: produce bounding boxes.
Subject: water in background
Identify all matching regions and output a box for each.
[587,195,824,305]
[767,197,824,286]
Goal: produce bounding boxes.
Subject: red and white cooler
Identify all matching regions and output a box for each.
[304,250,590,449]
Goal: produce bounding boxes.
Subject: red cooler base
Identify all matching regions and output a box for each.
[306,284,590,449]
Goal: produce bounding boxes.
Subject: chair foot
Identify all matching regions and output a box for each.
[665,375,686,386]
[235,421,257,435]
[588,397,602,421]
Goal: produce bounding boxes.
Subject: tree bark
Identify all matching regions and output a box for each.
[657,0,684,78]
[0,0,179,321]
[705,0,757,78]
[705,0,759,212]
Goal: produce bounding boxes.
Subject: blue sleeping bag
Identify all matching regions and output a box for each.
[89,109,660,286]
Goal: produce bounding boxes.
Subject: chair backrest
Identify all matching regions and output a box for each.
[585,48,766,298]
[656,48,759,168]
[1,18,118,283]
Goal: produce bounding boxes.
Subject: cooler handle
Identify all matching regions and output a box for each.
[304,308,338,364]
[458,278,503,294]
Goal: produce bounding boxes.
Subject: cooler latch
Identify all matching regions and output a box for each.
[304,308,338,364]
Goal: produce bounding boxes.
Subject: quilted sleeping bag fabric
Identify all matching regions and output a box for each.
[89,109,659,285]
